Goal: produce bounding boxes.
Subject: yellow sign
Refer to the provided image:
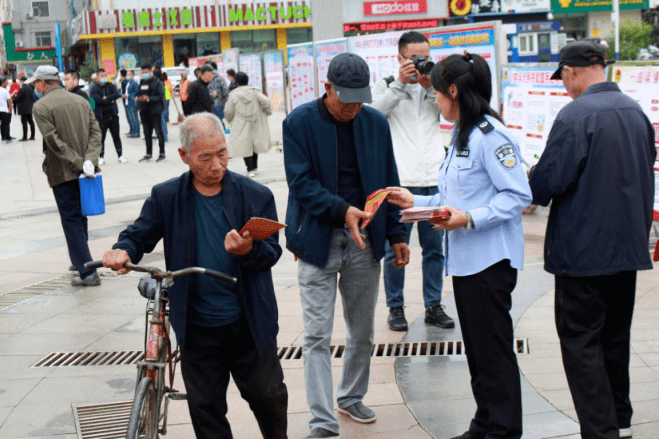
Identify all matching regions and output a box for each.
[592,28,600,37]
[450,0,472,16]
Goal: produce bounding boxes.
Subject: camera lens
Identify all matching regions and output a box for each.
[412,55,435,76]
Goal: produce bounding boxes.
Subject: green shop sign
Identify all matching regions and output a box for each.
[2,23,55,62]
[551,0,648,13]
[228,6,312,22]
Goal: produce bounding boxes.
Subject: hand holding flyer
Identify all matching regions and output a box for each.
[362,189,392,228]
[239,218,286,241]
[400,207,451,223]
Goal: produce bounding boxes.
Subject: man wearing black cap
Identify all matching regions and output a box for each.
[529,40,656,439]
[283,53,409,438]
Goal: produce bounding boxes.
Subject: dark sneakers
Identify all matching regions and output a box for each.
[337,401,376,423]
[156,154,167,162]
[425,304,455,328]
[71,272,101,287]
[451,432,485,439]
[139,155,152,162]
[388,307,408,331]
[305,428,339,438]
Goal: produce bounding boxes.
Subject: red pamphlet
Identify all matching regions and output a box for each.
[239,218,286,241]
[362,189,392,228]
[400,207,451,223]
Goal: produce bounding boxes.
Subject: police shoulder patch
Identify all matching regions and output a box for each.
[494,144,517,169]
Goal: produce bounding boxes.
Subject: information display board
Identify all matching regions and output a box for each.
[613,65,659,220]
[501,65,570,166]
[314,39,348,94]
[426,26,500,130]
[264,50,286,112]
[348,31,404,88]
[223,48,240,75]
[239,53,263,92]
[287,43,315,111]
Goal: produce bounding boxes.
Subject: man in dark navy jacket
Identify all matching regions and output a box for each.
[283,53,409,438]
[89,68,124,164]
[102,113,287,439]
[529,41,656,439]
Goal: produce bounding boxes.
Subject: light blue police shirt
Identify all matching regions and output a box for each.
[415,114,533,277]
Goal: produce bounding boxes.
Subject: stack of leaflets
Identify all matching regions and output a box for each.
[400,207,451,223]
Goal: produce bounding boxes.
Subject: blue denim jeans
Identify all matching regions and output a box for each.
[298,229,381,434]
[161,99,169,142]
[212,106,226,130]
[125,102,140,135]
[384,186,445,309]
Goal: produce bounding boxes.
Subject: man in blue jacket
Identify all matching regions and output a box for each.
[102,113,288,439]
[283,53,409,438]
[90,68,125,164]
[529,41,656,439]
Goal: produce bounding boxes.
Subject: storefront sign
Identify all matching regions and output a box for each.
[2,23,55,62]
[344,18,439,33]
[84,1,311,36]
[550,0,647,13]
[363,0,428,16]
[450,0,550,16]
[102,58,117,76]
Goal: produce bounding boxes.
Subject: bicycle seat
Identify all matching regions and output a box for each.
[137,277,173,300]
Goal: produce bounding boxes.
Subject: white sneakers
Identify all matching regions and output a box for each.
[98,157,105,165]
[118,156,127,163]
[619,427,632,438]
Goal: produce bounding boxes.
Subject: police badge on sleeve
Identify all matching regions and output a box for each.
[494,144,517,169]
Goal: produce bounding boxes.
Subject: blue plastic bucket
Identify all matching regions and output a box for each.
[79,174,105,216]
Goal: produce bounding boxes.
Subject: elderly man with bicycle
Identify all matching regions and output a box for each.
[102,112,288,439]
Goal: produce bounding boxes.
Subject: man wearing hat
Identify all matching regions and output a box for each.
[29,65,103,286]
[283,53,410,438]
[529,40,656,439]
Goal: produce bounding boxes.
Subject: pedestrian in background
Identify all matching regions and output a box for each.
[136,63,166,162]
[119,69,129,135]
[283,53,410,438]
[187,65,214,115]
[9,76,20,115]
[154,68,170,143]
[123,70,140,138]
[205,61,229,131]
[388,52,533,439]
[179,70,191,116]
[13,75,35,141]
[90,68,125,164]
[64,70,89,101]
[226,69,237,92]
[28,66,102,287]
[225,72,272,178]
[370,30,453,333]
[529,41,656,439]
[0,75,13,143]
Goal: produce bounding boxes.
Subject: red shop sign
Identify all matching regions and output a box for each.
[363,0,428,16]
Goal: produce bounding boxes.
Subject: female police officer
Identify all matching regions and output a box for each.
[388,52,532,439]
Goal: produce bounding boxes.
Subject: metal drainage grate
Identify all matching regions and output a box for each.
[73,401,132,439]
[33,340,529,368]
[31,351,145,368]
[0,275,74,311]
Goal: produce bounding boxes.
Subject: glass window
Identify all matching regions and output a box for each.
[115,37,139,69]
[35,31,52,47]
[196,32,220,57]
[32,1,49,17]
[287,28,313,45]
[114,36,163,69]
[173,34,196,67]
[230,29,276,53]
[138,35,163,67]
[519,36,527,52]
[529,35,535,53]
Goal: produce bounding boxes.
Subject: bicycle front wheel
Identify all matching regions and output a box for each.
[126,377,159,439]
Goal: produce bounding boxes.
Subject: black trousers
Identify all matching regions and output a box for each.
[21,114,35,140]
[244,153,258,172]
[0,112,11,140]
[140,112,165,156]
[181,317,288,439]
[52,179,95,278]
[99,114,123,158]
[452,259,522,439]
[555,272,636,439]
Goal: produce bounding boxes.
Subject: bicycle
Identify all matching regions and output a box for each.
[84,260,236,439]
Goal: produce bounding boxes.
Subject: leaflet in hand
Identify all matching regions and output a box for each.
[239,217,286,241]
[362,189,392,228]
[400,207,451,223]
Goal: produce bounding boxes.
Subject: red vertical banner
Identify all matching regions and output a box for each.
[103,58,116,76]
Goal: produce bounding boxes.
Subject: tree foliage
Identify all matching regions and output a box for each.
[607,18,655,60]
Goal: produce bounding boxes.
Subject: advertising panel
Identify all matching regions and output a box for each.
[314,39,348,93]
[449,0,550,16]
[343,0,448,22]
[264,51,286,112]
[550,0,647,13]
[348,31,404,88]
[287,43,316,110]
[223,48,240,75]
[239,54,263,92]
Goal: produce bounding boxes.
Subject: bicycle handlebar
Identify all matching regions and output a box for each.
[83,260,237,284]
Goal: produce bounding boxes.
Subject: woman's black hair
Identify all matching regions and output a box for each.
[430,52,502,152]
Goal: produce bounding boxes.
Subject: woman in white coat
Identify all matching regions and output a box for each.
[224,72,273,177]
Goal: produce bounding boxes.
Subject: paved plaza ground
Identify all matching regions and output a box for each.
[0,102,658,438]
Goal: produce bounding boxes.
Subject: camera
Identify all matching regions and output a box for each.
[412,55,435,76]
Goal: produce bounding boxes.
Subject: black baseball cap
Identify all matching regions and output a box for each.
[327,53,372,104]
[550,40,609,80]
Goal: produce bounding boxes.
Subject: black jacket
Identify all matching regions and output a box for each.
[14,84,34,115]
[529,82,656,276]
[70,86,89,102]
[112,171,282,354]
[136,77,164,115]
[90,82,121,120]
[187,79,213,114]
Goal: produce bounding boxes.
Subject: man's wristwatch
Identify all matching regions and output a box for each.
[465,212,474,231]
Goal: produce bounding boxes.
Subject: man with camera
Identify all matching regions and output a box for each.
[371,31,454,332]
